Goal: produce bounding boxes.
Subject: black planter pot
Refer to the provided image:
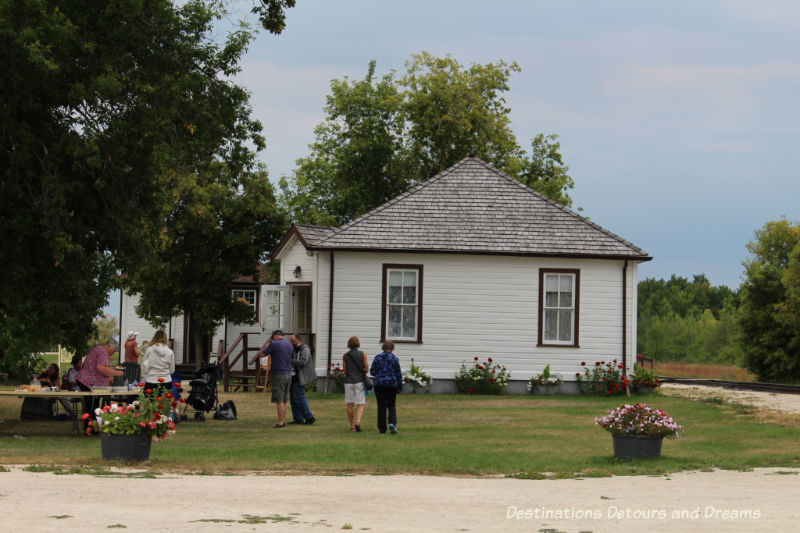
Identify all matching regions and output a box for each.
[100,432,152,461]
[612,434,663,460]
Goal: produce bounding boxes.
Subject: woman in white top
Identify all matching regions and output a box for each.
[141,330,175,390]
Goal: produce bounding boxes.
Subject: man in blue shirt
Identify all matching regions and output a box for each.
[261,329,293,428]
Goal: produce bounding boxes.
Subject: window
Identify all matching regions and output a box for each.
[538,269,579,346]
[231,289,257,315]
[382,264,423,343]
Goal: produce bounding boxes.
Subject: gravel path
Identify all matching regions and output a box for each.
[660,382,800,415]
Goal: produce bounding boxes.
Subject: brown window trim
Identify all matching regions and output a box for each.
[231,286,259,320]
[537,268,580,348]
[381,264,423,344]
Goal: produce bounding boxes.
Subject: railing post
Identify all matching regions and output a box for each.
[223,356,230,393]
[242,334,249,392]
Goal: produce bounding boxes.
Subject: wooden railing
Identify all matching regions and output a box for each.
[218,332,266,392]
[218,333,315,392]
[636,353,655,370]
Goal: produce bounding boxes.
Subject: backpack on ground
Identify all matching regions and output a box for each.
[213,400,237,420]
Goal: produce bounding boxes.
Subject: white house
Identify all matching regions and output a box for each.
[271,157,652,392]
[119,270,275,377]
[120,157,650,390]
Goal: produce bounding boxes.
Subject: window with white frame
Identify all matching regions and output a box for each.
[382,265,423,342]
[538,269,579,346]
[231,289,257,316]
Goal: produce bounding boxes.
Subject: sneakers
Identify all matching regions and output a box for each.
[305,417,316,425]
[354,423,362,432]
[389,424,397,435]
[271,422,286,429]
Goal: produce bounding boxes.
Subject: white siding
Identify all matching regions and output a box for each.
[119,292,183,362]
[120,292,267,369]
[312,251,640,381]
[279,235,318,285]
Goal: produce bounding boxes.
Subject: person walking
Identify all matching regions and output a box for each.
[260,329,293,428]
[370,340,403,435]
[343,336,369,432]
[289,334,317,425]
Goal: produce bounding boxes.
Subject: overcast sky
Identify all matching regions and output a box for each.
[105,0,800,318]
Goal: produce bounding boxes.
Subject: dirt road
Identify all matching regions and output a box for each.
[2,465,798,532]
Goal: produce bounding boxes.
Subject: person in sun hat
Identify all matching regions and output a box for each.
[124,331,140,363]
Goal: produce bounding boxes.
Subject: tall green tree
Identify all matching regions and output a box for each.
[739,219,800,382]
[0,1,291,368]
[514,134,575,207]
[401,51,521,182]
[280,60,409,225]
[280,52,574,225]
[121,166,285,364]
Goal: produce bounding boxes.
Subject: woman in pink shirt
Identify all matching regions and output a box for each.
[76,340,124,434]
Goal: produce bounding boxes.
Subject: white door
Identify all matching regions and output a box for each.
[260,285,294,333]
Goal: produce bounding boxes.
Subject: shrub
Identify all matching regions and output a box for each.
[575,359,630,396]
[327,363,345,392]
[455,357,509,395]
[403,358,433,389]
[630,364,661,388]
[527,364,563,393]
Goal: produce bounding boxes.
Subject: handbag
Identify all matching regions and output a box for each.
[347,350,373,390]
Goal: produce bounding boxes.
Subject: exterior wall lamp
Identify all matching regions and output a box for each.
[293,265,302,279]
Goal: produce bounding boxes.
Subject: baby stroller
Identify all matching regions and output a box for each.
[183,362,219,422]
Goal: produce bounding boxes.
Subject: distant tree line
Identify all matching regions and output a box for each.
[637,274,742,365]
[639,219,800,384]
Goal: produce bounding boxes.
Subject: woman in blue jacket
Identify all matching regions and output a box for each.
[369,340,404,435]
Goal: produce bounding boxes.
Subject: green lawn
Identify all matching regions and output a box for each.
[1,390,798,478]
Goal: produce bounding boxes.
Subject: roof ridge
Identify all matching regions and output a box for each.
[295,222,336,231]
[316,157,475,246]
[473,158,647,255]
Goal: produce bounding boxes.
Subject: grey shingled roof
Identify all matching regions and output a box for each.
[297,158,650,260]
[294,224,336,246]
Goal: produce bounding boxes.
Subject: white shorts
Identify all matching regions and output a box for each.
[344,382,366,405]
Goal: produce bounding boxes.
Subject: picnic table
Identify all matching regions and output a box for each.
[0,389,140,437]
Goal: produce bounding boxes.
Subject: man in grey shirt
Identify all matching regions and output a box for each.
[289,333,317,425]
